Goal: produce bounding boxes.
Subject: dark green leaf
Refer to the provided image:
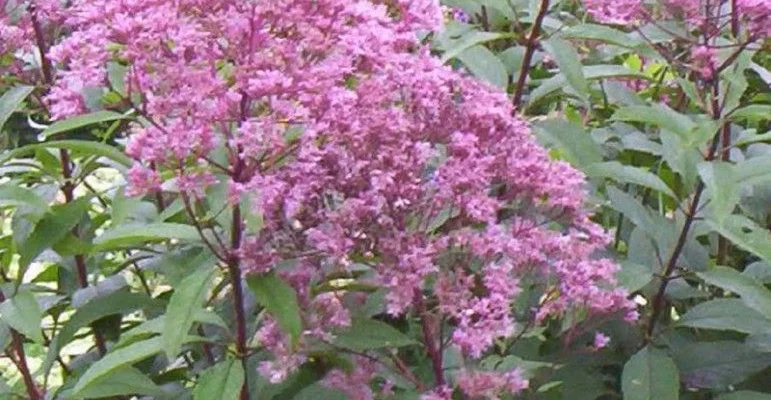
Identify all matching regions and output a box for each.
[17,198,90,270]
[0,140,132,167]
[0,86,34,130]
[697,265,771,319]
[333,317,416,351]
[193,359,244,400]
[587,161,676,199]
[456,45,509,90]
[705,216,771,269]
[544,38,588,97]
[42,291,159,376]
[440,31,510,63]
[162,266,215,359]
[247,272,303,344]
[0,184,49,216]
[673,341,771,389]
[677,299,771,334]
[621,346,680,400]
[0,290,43,343]
[533,118,603,168]
[718,392,771,400]
[42,111,130,138]
[93,222,202,251]
[72,337,163,396]
[76,366,167,399]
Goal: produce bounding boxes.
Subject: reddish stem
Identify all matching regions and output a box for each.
[0,291,42,400]
[512,0,550,109]
[415,290,444,387]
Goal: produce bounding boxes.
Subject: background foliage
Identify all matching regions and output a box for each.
[1,0,770,399]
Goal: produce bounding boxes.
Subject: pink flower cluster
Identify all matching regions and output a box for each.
[0,0,63,80]
[584,0,771,40]
[42,0,634,396]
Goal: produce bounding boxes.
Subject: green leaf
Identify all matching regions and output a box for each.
[76,366,167,399]
[193,359,245,400]
[333,317,416,351]
[456,45,509,90]
[533,118,603,168]
[719,392,771,400]
[673,341,771,389]
[17,198,90,270]
[93,222,201,251]
[621,346,679,400]
[734,156,771,186]
[617,261,653,292]
[440,31,510,63]
[698,162,740,222]
[677,299,771,334]
[529,65,648,104]
[162,265,215,359]
[0,140,132,167]
[697,265,771,319]
[246,272,303,344]
[72,337,163,396]
[705,216,771,267]
[0,184,49,216]
[606,186,673,251]
[41,110,130,138]
[561,24,641,47]
[730,105,771,122]
[612,104,696,142]
[587,161,676,199]
[41,291,159,376]
[0,290,43,343]
[544,38,588,98]
[0,86,34,130]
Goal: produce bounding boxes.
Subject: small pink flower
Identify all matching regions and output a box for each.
[593,332,611,350]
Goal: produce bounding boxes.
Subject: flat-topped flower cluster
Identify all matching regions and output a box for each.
[2,0,635,397]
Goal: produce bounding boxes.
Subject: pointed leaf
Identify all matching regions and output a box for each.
[0,86,34,130]
[193,359,245,400]
[162,266,215,359]
[677,299,771,334]
[697,265,771,319]
[587,161,676,199]
[42,110,129,138]
[17,198,90,270]
[93,222,201,251]
[247,272,302,344]
[621,346,680,400]
[456,45,509,90]
[0,290,43,343]
[72,337,163,396]
[333,317,416,351]
[544,38,588,97]
[76,366,167,399]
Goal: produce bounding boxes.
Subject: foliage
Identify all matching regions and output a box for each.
[1,0,769,399]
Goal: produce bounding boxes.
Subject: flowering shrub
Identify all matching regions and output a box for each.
[1,0,769,399]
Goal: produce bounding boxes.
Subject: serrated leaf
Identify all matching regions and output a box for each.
[333,317,416,351]
[621,346,679,400]
[697,265,771,319]
[72,337,163,396]
[93,222,202,251]
[193,359,244,400]
[456,45,509,90]
[677,299,771,334]
[42,110,129,138]
[0,290,43,343]
[17,198,90,270]
[0,86,34,131]
[162,266,215,359]
[587,161,676,199]
[247,272,302,344]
